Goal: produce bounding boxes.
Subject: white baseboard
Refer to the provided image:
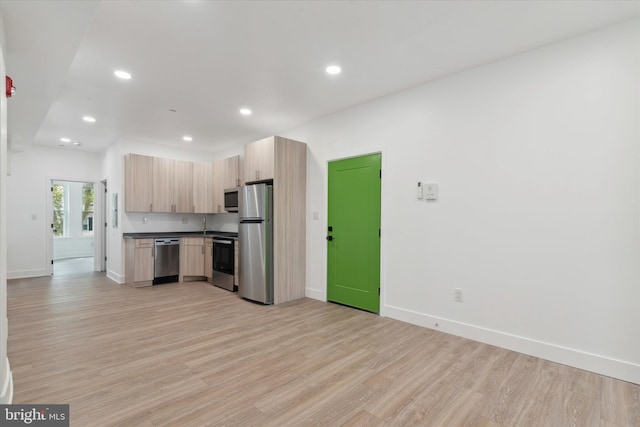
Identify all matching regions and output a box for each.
[305,287,325,301]
[383,304,640,385]
[7,269,49,280]
[0,358,13,404]
[106,269,124,284]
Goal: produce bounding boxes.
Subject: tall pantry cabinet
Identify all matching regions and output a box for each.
[244,136,307,304]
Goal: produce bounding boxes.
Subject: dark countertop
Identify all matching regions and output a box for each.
[123,231,238,239]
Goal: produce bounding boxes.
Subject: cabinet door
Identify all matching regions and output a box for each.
[212,160,224,213]
[181,238,205,276]
[234,240,239,286]
[125,154,153,212]
[174,160,194,213]
[193,162,214,213]
[223,155,240,189]
[244,137,274,183]
[134,246,153,282]
[152,157,174,212]
[204,238,213,281]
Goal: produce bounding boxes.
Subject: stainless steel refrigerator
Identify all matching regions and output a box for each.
[238,183,273,304]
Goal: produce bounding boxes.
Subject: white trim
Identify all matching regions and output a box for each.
[383,304,640,385]
[305,287,325,301]
[106,269,124,284]
[7,269,49,280]
[0,357,12,404]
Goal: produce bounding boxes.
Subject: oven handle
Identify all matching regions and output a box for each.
[213,239,233,245]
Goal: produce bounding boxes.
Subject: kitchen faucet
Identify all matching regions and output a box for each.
[202,217,207,234]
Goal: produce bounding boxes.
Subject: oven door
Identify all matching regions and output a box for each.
[212,239,235,291]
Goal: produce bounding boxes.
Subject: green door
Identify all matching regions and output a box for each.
[327,153,381,313]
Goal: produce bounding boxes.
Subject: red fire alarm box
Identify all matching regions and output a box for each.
[6,76,14,98]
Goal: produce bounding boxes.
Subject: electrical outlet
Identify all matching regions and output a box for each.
[454,288,463,302]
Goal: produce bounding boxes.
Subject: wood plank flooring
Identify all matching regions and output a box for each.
[7,273,640,426]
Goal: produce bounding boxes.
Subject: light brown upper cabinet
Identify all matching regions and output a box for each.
[124,154,154,212]
[126,154,241,214]
[244,136,275,183]
[153,158,193,213]
[193,161,214,213]
[223,155,241,189]
[211,160,225,214]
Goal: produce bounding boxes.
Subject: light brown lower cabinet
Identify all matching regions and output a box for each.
[205,238,213,282]
[180,237,206,281]
[125,238,154,287]
[234,240,239,287]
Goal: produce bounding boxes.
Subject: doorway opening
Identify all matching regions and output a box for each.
[51,180,97,276]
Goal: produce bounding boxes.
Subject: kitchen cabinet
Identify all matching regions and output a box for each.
[234,240,239,287]
[153,158,193,213]
[244,136,275,183]
[180,237,206,281]
[205,238,213,282]
[126,154,240,214]
[124,154,154,212]
[211,160,225,213]
[223,155,242,189]
[173,160,194,213]
[193,162,214,213]
[243,136,307,304]
[124,238,154,287]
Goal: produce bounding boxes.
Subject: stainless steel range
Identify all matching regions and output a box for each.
[212,236,236,291]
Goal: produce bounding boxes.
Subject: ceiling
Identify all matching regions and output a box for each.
[2,1,639,153]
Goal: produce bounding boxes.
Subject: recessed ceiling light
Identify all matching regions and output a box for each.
[83,116,96,123]
[60,137,71,143]
[114,70,132,80]
[326,65,342,75]
[182,135,193,142]
[73,142,82,146]
[239,108,252,116]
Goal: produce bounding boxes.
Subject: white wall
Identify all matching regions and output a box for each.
[282,19,640,383]
[102,137,242,282]
[0,10,12,404]
[6,146,102,278]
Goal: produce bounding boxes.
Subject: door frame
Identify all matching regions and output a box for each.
[325,149,387,315]
[47,177,102,275]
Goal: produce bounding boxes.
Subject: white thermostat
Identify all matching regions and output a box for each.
[425,183,438,201]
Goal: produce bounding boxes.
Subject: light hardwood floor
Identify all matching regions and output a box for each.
[7,273,640,426]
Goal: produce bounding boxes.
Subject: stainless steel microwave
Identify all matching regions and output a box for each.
[224,188,239,212]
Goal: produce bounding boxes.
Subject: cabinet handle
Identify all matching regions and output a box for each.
[218,204,221,213]
[193,205,195,213]
[201,246,204,255]
[255,170,259,180]
[150,203,153,211]
[236,179,240,187]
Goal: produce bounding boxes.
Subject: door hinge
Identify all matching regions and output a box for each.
[105,222,107,228]
[378,288,380,296]
[51,223,54,229]
[379,169,382,178]
[51,260,54,265]
[105,256,107,262]
[379,228,381,237]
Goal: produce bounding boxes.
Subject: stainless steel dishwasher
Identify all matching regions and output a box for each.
[153,238,180,285]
